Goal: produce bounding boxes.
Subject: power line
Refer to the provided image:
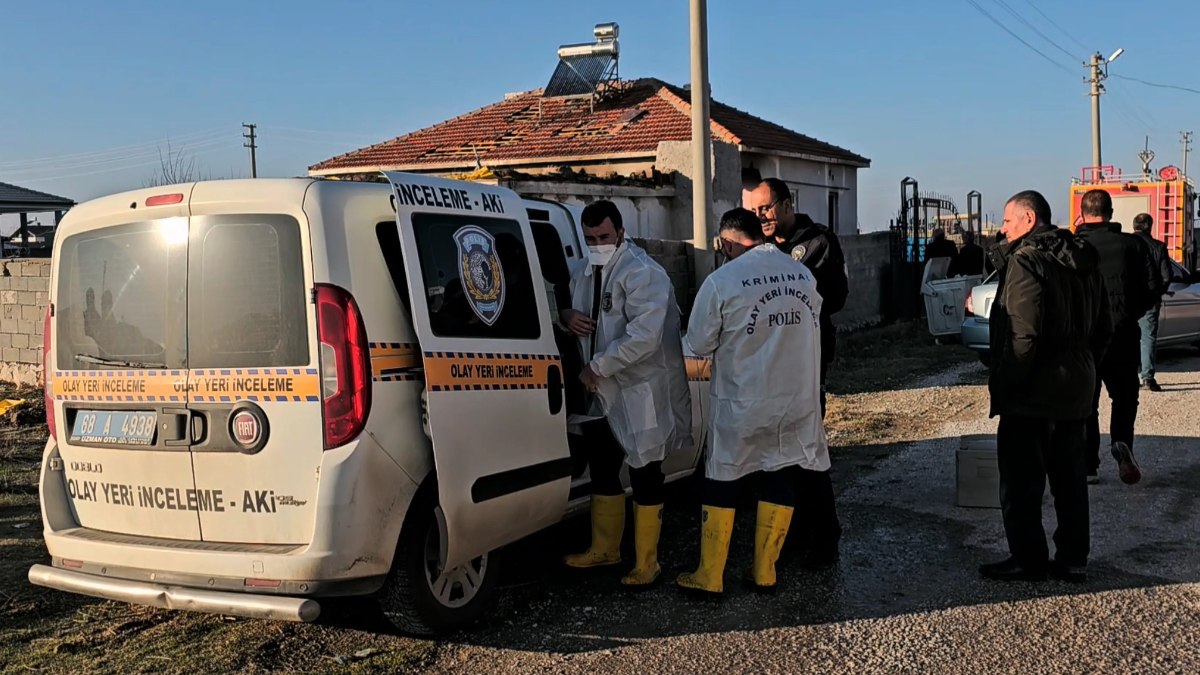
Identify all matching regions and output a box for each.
[1020,0,1089,53]
[3,144,229,184]
[0,128,233,170]
[962,0,1075,76]
[1111,74,1200,96]
[1,137,232,177]
[989,0,1079,62]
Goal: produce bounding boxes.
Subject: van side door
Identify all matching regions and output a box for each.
[385,173,572,570]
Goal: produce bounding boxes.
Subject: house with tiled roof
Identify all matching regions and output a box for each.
[311,77,869,239]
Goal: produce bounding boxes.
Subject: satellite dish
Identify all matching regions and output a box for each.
[1159,165,1180,181]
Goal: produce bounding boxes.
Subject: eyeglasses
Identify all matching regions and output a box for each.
[751,199,785,217]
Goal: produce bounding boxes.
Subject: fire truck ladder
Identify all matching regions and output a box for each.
[1158,182,1183,262]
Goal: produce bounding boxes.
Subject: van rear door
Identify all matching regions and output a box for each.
[185,183,321,545]
[51,191,202,540]
[385,173,572,570]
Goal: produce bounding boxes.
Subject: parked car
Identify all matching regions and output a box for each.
[961,259,1200,364]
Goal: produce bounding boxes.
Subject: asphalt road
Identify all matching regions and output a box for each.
[396,348,1200,674]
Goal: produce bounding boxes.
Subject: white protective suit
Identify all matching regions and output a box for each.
[570,241,693,468]
[685,244,830,481]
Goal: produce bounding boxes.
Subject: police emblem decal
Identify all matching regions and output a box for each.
[791,245,807,261]
[453,225,506,326]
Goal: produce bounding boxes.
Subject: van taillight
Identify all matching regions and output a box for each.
[43,304,57,441]
[315,284,371,450]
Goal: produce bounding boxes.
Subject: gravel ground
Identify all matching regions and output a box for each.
[408,348,1200,674]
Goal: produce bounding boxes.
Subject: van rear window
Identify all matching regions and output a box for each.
[56,220,185,370]
[188,215,308,369]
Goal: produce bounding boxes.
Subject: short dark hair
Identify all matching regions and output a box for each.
[1007,190,1052,225]
[759,178,792,205]
[581,200,623,231]
[1080,189,1113,219]
[719,208,764,241]
[1133,212,1153,232]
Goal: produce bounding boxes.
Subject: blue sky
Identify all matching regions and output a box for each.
[3,0,1199,234]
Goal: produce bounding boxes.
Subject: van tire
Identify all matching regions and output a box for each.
[377,491,500,636]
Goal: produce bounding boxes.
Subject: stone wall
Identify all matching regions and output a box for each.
[0,258,50,385]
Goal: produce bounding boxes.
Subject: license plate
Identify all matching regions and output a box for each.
[71,411,157,446]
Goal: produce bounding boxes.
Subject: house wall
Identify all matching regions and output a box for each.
[0,258,49,386]
[743,152,861,235]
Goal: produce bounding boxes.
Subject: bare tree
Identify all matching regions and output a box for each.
[143,141,207,187]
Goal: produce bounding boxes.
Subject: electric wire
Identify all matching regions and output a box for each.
[962,0,1076,76]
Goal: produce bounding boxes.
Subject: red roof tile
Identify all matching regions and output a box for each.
[309,78,869,173]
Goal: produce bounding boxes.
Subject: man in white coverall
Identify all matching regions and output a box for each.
[677,208,830,595]
[559,200,693,589]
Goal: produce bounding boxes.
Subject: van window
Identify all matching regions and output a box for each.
[188,215,309,368]
[56,220,186,370]
[411,213,541,340]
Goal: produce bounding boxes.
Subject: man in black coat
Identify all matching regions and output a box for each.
[924,228,959,263]
[749,177,848,569]
[1073,190,1155,485]
[951,230,986,277]
[1131,213,1173,392]
[981,190,1111,583]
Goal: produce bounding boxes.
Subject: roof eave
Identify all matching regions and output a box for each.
[741,145,871,168]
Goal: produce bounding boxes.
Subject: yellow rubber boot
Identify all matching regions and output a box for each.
[620,503,663,588]
[563,494,625,568]
[751,501,794,591]
[675,505,735,595]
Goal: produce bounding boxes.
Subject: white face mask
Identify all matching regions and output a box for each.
[588,244,618,267]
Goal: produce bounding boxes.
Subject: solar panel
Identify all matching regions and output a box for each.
[544,52,615,98]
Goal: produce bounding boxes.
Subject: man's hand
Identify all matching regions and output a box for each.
[560,309,596,337]
[580,364,601,394]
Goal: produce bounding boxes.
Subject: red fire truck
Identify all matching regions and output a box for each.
[1068,165,1197,270]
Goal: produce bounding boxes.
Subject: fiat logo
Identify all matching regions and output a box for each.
[231,411,261,448]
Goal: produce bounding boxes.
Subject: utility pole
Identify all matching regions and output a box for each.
[1084,49,1123,174]
[689,0,713,279]
[242,123,258,178]
[1086,53,1105,170]
[1182,131,1193,179]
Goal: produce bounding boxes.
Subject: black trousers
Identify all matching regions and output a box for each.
[790,361,841,549]
[700,465,799,509]
[997,415,1089,568]
[583,419,665,506]
[1087,326,1140,473]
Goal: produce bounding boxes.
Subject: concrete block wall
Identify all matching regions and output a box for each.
[631,238,696,318]
[839,231,892,329]
[0,258,50,385]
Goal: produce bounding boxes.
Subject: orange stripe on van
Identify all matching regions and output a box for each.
[52,370,186,403]
[422,352,558,392]
[369,342,422,379]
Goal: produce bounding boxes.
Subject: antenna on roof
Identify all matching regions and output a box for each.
[544,22,623,109]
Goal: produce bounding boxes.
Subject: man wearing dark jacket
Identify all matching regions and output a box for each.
[1131,213,1173,392]
[750,177,849,569]
[981,190,1111,583]
[951,230,986,277]
[1074,190,1154,485]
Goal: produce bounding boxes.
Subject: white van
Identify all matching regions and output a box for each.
[29,173,710,635]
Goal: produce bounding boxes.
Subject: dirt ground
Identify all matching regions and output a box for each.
[0,321,1008,674]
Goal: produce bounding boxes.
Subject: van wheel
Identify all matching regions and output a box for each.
[377,496,500,636]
